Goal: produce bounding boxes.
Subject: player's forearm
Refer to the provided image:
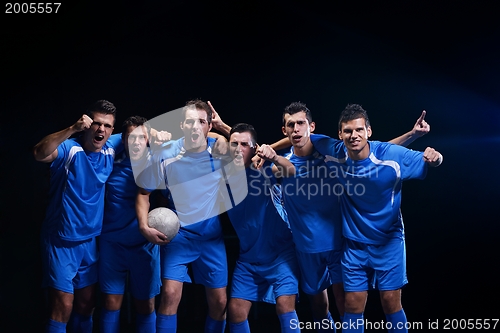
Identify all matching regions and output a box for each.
[272,155,295,177]
[213,122,231,137]
[388,130,417,147]
[270,137,291,151]
[33,126,78,162]
[136,190,151,231]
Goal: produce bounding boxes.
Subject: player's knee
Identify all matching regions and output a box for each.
[275,296,296,315]
[135,298,156,315]
[228,302,247,323]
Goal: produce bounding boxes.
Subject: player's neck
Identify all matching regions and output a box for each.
[347,142,370,161]
[293,141,314,157]
[184,142,208,153]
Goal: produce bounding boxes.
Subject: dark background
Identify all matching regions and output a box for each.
[1,1,499,332]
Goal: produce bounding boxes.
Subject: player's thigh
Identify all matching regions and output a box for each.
[160,233,197,283]
[231,260,275,304]
[295,250,332,295]
[370,239,407,291]
[98,239,128,295]
[192,236,228,288]
[42,236,97,293]
[266,250,300,301]
[128,241,161,300]
[342,239,372,292]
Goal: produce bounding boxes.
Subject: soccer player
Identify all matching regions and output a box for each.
[310,104,443,333]
[212,119,301,332]
[33,100,121,333]
[98,116,165,333]
[278,102,430,332]
[279,102,345,332]
[135,99,230,333]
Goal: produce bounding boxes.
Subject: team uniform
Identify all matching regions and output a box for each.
[99,150,161,301]
[226,162,299,304]
[310,135,427,292]
[40,134,122,293]
[138,137,231,288]
[281,147,344,295]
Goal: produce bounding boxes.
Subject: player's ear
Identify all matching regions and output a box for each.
[282,126,286,136]
[367,126,372,138]
[180,121,184,130]
[309,121,316,133]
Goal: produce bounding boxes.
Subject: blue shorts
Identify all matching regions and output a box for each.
[295,249,342,295]
[230,248,300,304]
[98,238,161,300]
[161,231,228,288]
[41,236,98,293]
[342,238,407,292]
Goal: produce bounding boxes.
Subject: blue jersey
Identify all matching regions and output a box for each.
[100,151,147,245]
[311,135,427,244]
[226,163,294,264]
[281,147,343,253]
[139,137,232,240]
[42,134,122,241]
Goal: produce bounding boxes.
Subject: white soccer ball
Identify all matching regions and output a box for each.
[147,207,180,241]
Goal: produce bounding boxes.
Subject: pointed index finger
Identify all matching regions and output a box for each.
[417,110,426,124]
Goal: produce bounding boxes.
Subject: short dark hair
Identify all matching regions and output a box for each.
[230,123,258,146]
[87,100,117,119]
[283,101,313,125]
[338,104,371,130]
[121,115,150,139]
[183,99,212,124]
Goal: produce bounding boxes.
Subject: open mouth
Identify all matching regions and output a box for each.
[95,135,104,142]
[292,135,302,142]
[191,133,200,141]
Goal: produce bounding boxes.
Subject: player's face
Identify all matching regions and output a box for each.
[181,108,212,152]
[229,131,255,168]
[339,118,372,159]
[84,112,115,152]
[125,125,149,161]
[282,111,315,149]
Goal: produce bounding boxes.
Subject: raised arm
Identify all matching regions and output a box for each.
[136,188,170,245]
[33,114,92,163]
[389,110,430,147]
[256,144,295,177]
[208,101,231,137]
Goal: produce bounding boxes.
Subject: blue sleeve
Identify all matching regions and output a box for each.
[402,148,427,180]
[107,134,123,154]
[310,134,345,158]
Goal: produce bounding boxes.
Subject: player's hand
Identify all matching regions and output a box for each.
[208,101,224,131]
[140,226,170,245]
[412,110,430,137]
[213,135,229,155]
[257,144,278,163]
[251,144,265,169]
[72,114,93,132]
[154,130,172,145]
[423,147,443,166]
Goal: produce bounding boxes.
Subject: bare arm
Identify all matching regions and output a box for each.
[33,114,92,163]
[256,144,295,177]
[208,101,231,137]
[136,188,169,245]
[270,137,292,151]
[389,110,430,147]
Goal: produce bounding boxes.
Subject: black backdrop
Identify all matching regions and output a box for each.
[1,1,499,332]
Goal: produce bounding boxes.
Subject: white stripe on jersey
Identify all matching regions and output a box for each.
[368,152,401,206]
